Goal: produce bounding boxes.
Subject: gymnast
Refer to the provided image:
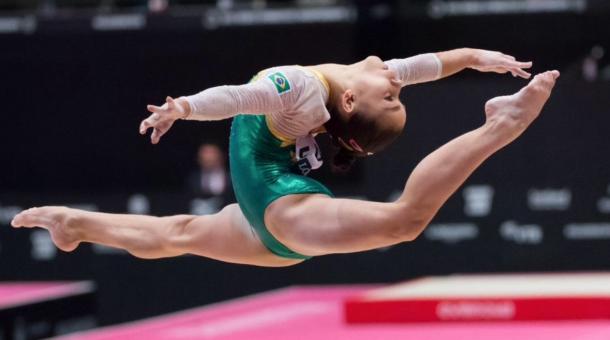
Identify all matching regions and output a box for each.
[11,48,559,267]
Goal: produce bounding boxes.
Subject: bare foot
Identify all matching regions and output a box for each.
[484,70,559,144]
[11,206,81,252]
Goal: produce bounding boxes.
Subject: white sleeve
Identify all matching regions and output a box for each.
[384,53,443,86]
[183,77,283,121]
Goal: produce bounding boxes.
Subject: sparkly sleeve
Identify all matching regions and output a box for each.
[183,77,284,121]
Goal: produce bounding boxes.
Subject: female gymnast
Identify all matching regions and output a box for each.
[11,48,559,267]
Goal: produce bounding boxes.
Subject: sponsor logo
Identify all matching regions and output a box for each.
[463,185,494,217]
[564,223,610,240]
[424,223,479,244]
[527,188,571,211]
[500,221,543,244]
[436,301,516,320]
[268,72,291,95]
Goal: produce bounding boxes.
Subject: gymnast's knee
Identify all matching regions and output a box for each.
[388,202,434,242]
[159,214,199,252]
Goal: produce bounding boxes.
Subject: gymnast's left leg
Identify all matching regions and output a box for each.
[11,204,302,267]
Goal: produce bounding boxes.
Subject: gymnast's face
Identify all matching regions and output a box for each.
[327,56,407,156]
[345,56,406,121]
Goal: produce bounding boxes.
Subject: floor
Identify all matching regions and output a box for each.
[53,285,610,340]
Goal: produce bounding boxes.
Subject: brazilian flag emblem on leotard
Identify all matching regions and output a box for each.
[268,72,291,95]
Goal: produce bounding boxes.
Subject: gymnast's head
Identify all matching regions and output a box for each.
[324,55,407,172]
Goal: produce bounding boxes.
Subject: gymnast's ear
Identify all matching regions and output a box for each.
[340,89,356,115]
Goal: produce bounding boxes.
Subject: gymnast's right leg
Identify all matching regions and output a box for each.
[264,71,560,256]
[11,204,302,267]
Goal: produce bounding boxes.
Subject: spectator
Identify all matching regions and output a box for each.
[186,143,230,198]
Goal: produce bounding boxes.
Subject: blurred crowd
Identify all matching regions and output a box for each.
[0,0,343,13]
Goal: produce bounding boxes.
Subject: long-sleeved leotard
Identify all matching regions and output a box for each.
[183,53,442,141]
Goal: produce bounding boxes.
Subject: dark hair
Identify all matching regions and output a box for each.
[330,141,358,174]
[326,106,405,173]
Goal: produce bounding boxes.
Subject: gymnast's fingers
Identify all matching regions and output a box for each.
[151,127,161,144]
[140,118,152,135]
[512,67,532,79]
[166,96,175,109]
[140,113,160,133]
[510,60,533,69]
[147,104,164,114]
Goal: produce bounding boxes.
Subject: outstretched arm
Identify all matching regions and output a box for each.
[140,78,283,144]
[437,48,532,79]
[385,48,532,86]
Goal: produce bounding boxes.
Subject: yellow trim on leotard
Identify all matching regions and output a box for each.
[303,67,330,136]
[305,67,331,96]
[265,115,295,147]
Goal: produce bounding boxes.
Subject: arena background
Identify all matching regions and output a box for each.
[1,0,609,330]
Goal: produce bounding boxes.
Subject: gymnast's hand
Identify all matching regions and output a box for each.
[469,49,532,79]
[140,96,191,144]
